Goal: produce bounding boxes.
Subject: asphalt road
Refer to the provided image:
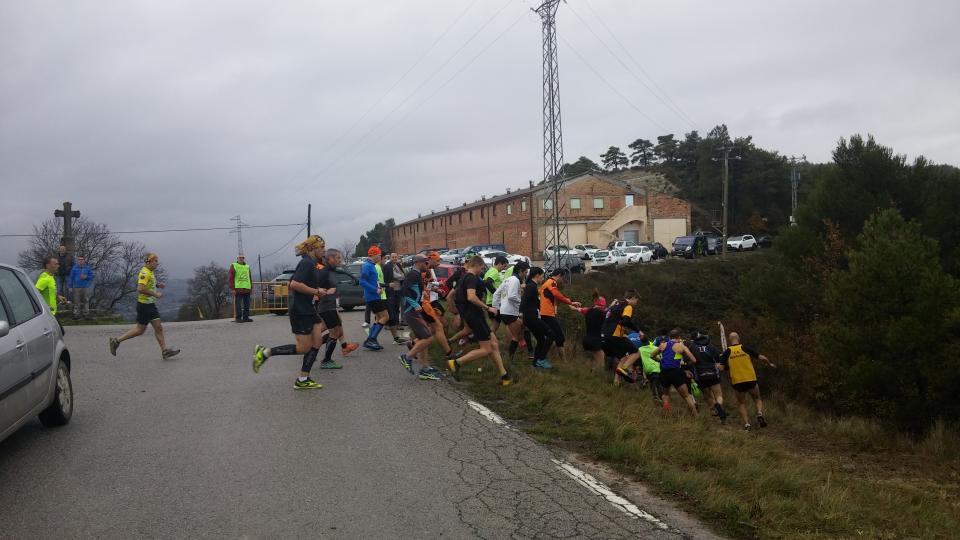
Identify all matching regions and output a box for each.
[0,310,718,539]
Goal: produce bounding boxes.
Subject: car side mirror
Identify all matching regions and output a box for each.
[0,320,9,338]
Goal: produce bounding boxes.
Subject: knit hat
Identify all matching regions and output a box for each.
[367,246,382,257]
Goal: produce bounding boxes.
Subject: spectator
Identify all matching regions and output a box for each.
[229,253,253,322]
[68,255,95,320]
[55,244,72,297]
[383,253,405,344]
[36,256,68,315]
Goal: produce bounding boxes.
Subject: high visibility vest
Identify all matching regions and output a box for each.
[232,262,251,289]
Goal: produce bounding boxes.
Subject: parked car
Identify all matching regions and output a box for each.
[623,245,654,263]
[695,231,722,255]
[333,265,364,311]
[441,248,466,264]
[543,245,581,260]
[608,249,631,265]
[544,254,586,275]
[462,243,506,258]
[757,235,775,248]
[590,250,617,268]
[264,269,295,314]
[638,242,668,260]
[417,247,448,255]
[0,263,74,444]
[606,240,638,251]
[431,263,460,298]
[478,250,530,267]
[574,244,600,260]
[727,234,758,251]
[672,236,708,258]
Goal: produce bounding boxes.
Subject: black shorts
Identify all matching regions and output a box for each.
[318,310,341,329]
[136,302,160,325]
[367,299,388,313]
[487,308,499,322]
[403,311,434,340]
[661,368,689,390]
[697,375,721,388]
[430,300,445,315]
[461,310,491,341]
[602,336,638,359]
[289,312,320,335]
[733,380,758,393]
[499,314,519,325]
[542,316,564,347]
[582,335,604,352]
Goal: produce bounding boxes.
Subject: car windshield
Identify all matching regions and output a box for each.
[433,267,450,278]
[582,244,597,249]
[595,251,609,257]
[729,236,743,241]
[625,247,641,253]
[674,237,693,246]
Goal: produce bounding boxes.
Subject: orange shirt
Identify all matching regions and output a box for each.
[538,277,572,317]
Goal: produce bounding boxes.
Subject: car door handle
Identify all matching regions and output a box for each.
[15,340,25,350]
[42,329,52,336]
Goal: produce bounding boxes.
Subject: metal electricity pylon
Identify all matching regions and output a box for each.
[230,215,246,255]
[535,0,567,263]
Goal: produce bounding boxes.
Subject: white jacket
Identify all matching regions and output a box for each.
[492,275,521,316]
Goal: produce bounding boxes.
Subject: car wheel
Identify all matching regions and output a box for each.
[39,360,73,427]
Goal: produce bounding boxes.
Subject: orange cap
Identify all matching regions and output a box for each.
[367,246,382,257]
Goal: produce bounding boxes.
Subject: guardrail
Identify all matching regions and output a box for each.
[250,281,288,314]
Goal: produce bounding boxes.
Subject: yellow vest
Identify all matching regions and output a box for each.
[232,262,251,289]
[726,344,757,385]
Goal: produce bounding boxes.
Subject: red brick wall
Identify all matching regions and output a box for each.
[647,192,691,220]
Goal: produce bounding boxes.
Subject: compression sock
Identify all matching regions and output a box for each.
[508,340,518,356]
[301,347,319,373]
[369,323,383,340]
[324,339,337,361]
[269,344,297,356]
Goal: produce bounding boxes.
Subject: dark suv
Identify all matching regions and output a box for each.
[672,236,708,259]
[545,254,586,275]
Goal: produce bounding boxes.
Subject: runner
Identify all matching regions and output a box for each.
[250,235,329,389]
[314,248,360,369]
[446,256,513,385]
[422,252,458,360]
[482,255,509,334]
[571,289,607,371]
[637,332,664,404]
[539,269,580,351]
[689,332,727,423]
[719,332,776,431]
[109,253,180,360]
[491,261,529,359]
[383,253,406,345]
[398,255,443,380]
[520,266,554,369]
[359,246,389,350]
[35,256,67,315]
[650,328,699,415]
[601,291,641,383]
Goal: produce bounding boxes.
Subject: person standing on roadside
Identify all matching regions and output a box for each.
[68,255,95,320]
[36,256,68,315]
[229,253,253,323]
[55,244,72,298]
[109,253,180,360]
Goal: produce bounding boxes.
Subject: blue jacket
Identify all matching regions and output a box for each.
[68,264,95,288]
[359,259,382,302]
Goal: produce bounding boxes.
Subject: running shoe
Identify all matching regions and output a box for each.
[362,339,383,351]
[446,349,464,360]
[757,414,768,428]
[715,404,728,423]
[252,344,267,373]
[319,360,342,369]
[341,342,360,355]
[109,337,119,357]
[162,348,180,359]
[527,352,535,361]
[614,366,635,382]
[533,358,553,369]
[362,322,369,328]
[447,358,461,381]
[518,340,527,350]
[743,423,752,432]
[500,373,515,386]
[293,378,323,390]
[399,354,414,375]
[418,367,441,381]
[394,336,408,345]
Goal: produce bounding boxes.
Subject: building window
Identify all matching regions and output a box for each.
[480,208,484,218]
[507,204,513,215]
[570,198,581,210]
[459,213,462,224]
[469,210,473,221]
[492,205,497,216]
[521,200,527,212]
[543,199,553,210]
[593,197,604,209]
[625,194,634,207]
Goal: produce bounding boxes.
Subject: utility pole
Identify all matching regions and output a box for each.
[230,215,246,255]
[714,146,739,259]
[535,0,567,269]
[257,254,263,282]
[307,204,312,237]
[54,202,81,258]
[789,155,806,226]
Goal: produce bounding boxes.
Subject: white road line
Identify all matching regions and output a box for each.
[466,400,506,425]
[552,459,669,530]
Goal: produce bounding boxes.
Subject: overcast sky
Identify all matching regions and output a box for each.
[2,0,958,276]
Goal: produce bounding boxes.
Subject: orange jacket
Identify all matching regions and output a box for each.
[538,277,572,317]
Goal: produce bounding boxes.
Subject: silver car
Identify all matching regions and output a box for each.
[0,263,73,443]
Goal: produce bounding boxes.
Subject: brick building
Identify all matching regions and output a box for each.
[391,172,691,257]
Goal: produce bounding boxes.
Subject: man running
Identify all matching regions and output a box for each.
[229,253,253,323]
[637,333,664,404]
[491,261,529,359]
[422,252,458,360]
[251,235,329,389]
[689,332,727,423]
[383,253,406,345]
[446,256,513,385]
[314,248,360,370]
[359,246,390,350]
[520,267,554,369]
[539,269,580,352]
[35,256,67,315]
[601,291,641,382]
[109,253,180,359]
[572,289,606,371]
[398,255,443,380]
[482,255,508,334]
[719,332,776,431]
[650,328,698,415]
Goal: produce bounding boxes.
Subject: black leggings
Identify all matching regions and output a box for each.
[541,316,564,347]
[523,314,554,360]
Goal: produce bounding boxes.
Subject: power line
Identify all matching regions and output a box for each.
[558,34,671,133]
[579,0,697,129]
[260,224,307,259]
[0,223,305,238]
